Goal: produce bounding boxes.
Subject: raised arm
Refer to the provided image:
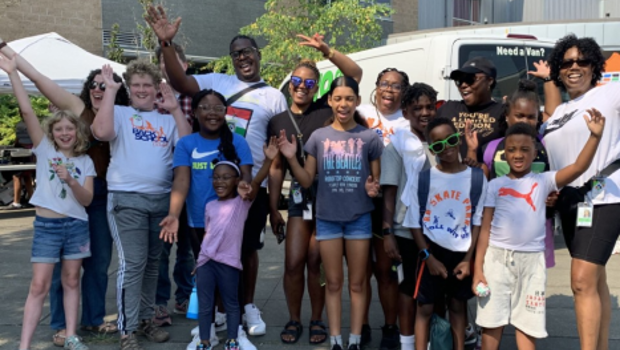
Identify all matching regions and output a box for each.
[157,82,191,137]
[145,5,200,95]
[298,34,363,83]
[0,53,44,146]
[0,38,85,116]
[528,60,562,121]
[277,130,315,188]
[91,65,121,141]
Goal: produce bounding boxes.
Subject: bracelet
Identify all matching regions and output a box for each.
[160,40,172,48]
[382,227,393,236]
[0,42,6,50]
[323,48,335,59]
[542,76,552,82]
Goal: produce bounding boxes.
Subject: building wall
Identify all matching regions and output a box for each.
[392,0,419,33]
[0,0,102,55]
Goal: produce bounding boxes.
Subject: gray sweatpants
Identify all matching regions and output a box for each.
[107,191,170,334]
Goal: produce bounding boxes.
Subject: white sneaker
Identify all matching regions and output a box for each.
[191,325,199,337]
[215,309,227,332]
[237,325,257,350]
[243,304,266,336]
[186,324,219,350]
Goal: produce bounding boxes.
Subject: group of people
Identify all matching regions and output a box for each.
[2,4,619,350]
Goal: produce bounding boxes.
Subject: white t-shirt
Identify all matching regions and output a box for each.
[105,106,179,194]
[192,73,288,185]
[485,172,558,252]
[29,137,96,220]
[543,83,620,205]
[357,104,409,146]
[403,167,487,252]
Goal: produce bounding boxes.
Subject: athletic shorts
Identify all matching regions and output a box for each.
[32,216,91,263]
[476,246,547,339]
[241,188,268,255]
[396,236,418,297]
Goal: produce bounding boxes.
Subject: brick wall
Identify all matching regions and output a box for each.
[0,0,103,55]
[392,0,419,34]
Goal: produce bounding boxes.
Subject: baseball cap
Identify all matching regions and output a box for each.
[450,57,497,80]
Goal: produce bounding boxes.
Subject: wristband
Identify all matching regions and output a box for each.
[542,76,552,82]
[382,227,393,236]
[160,40,172,48]
[418,248,430,261]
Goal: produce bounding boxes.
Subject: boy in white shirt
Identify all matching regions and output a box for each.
[474,115,604,350]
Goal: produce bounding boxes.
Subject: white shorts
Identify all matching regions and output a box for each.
[475,246,547,338]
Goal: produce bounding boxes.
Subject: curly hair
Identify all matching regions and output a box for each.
[79,69,129,111]
[549,34,605,90]
[402,82,437,109]
[43,110,90,156]
[292,59,320,80]
[123,59,163,87]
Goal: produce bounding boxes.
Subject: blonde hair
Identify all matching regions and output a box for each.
[43,110,90,156]
[123,58,162,86]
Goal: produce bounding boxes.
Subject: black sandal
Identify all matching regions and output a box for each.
[309,320,328,345]
[280,320,303,344]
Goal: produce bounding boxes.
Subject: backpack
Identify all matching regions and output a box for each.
[482,135,546,175]
[417,167,484,226]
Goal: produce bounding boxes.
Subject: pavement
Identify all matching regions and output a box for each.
[1,208,619,350]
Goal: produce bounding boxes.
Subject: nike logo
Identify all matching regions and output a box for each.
[192,149,219,159]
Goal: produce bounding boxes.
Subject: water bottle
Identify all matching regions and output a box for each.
[187,281,199,320]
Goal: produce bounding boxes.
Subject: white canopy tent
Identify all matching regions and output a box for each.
[0,32,126,95]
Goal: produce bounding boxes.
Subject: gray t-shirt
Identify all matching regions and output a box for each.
[305,124,384,222]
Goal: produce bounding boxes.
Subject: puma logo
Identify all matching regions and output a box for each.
[498,183,538,211]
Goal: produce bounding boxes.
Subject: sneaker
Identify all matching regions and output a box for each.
[191,325,199,337]
[195,341,212,350]
[475,328,482,350]
[331,345,343,350]
[152,305,172,327]
[243,304,266,336]
[120,334,144,350]
[380,324,400,350]
[465,323,477,346]
[361,324,372,346]
[0,202,23,210]
[187,324,219,350]
[347,343,361,350]
[237,326,257,350]
[137,319,170,343]
[174,300,189,314]
[64,335,88,350]
[225,338,240,350]
[215,309,227,332]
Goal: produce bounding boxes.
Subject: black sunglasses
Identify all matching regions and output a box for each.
[89,81,106,91]
[229,47,257,60]
[559,58,592,70]
[454,74,485,87]
[290,76,317,90]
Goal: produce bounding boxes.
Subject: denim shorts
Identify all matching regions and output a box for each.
[315,213,372,241]
[32,216,91,263]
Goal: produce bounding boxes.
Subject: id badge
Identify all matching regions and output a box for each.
[303,203,313,220]
[591,176,606,201]
[397,263,404,284]
[576,202,594,227]
[292,183,303,204]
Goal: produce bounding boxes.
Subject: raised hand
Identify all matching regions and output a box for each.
[277,129,298,159]
[584,108,605,138]
[145,5,182,42]
[0,52,17,74]
[365,175,380,198]
[155,82,179,112]
[159,215,179,243]
[297,33,330,56]
[263,136,280,161]
[464,119,478,152]
[527,60,551,80]
[101,64,122,91]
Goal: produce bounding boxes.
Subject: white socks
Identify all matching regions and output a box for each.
[400,334,415,350]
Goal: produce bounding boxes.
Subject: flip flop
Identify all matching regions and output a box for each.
[280,320,303,344]
[81,321,119,334]
[309,320,328,345]
[52,330,66,347]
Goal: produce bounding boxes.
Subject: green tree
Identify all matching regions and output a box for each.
[107,23,125,63]
[208,0,392,86]
[0,95,49,146]
[137,0,159,62]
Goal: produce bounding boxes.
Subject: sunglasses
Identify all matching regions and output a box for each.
[559,58,592,70]
[229,47,257,60]
[89,81,106,91]
[290,76,317,90]
[428,132,460,153]
[454,74,485,87]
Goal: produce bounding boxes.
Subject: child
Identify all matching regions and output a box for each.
[473,113,604,350]
[0,53,96,350]
[278,76,384,350]
[403,118,487,350]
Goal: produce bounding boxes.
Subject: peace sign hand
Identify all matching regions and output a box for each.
[297,33,330,57]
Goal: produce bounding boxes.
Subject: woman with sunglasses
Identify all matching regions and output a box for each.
[267,33,362,345]
[0,39,129,346]
[543,34,620,350]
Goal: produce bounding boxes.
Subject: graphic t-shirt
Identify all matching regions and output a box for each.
[481,137,549,179]
[403,167,487,252]
[304,124,384,222]
[544,83,620,205]
[436,100,505,158]
[173,133,253,228]
[193,73,288,185]
[485,172,558,251]
[105,106,179,194]
[357,104,409,145]
[29,137,96,220]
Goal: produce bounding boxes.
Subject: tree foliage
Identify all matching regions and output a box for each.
[107,23,126,63]
[208,0,392,86]
[0,95,49,146]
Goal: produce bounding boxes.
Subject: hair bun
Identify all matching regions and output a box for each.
[518,79,537,92]
[298,58,317,68]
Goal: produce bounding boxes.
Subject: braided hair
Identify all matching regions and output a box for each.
[498,79,541,134]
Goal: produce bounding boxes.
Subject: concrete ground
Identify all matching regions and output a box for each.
[0,208,619,350]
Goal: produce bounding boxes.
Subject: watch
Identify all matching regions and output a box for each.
[160,40,172,47]
[542,76,552,82]
[418,248,430,261]
[382,227,393,236]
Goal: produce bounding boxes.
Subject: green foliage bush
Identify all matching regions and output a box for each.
[0,95,49,146]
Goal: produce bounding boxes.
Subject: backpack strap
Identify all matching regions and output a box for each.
[482,138,503,171]
[469,167,484,218]
[227,82,268,105]
[417,169,431,226]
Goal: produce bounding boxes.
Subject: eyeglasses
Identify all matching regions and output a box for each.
[89,81,106,91]
[378,80,403,92]
[230,47,257,60]
[428,132,460,153]
[454,75,486,87]
[196,105,227,113]
[210,174,238,182]
[290,76,317,90]
[559,58,592,70]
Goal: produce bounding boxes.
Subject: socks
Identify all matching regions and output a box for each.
[400,334,415,350]
[330,334,343,347]
[349,333,361,345]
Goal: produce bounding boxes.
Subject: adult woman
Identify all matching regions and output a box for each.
[543,34,620,350]
[268,33,362,345]
[0,37,129,346]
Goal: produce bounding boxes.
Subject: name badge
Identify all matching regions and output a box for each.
[303,203,313,220]
[576,202,594,227]
[591,176,606,201]
[292,183,303,204]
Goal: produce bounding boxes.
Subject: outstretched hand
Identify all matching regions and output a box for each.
[101,64,122,91]
[159,215,179,243]
[464,119,478,152]
[145,4,182,42]
[155,82,179,112]
[527,60,551,80]
[0,51,17,74]
[297,33,330,56]
[365,176,380,198]
[584,108,605,138]
[263,136,280,161]
[277,130,298,159]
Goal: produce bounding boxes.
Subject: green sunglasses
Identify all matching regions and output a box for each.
[428,132,460,153]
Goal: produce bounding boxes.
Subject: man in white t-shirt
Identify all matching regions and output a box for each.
[145,5,288,344]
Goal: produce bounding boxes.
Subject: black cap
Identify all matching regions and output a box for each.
[450,57,497,80]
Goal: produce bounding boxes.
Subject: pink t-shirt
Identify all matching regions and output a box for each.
[196,196,252,270]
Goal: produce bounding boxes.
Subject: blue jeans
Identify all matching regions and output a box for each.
[50,178,113,329]
[156,206,194,305]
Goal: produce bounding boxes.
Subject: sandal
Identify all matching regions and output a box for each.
[309,320,328,345]
[280,320,303,344]
[52,329,66,347]
[82,320,119,334]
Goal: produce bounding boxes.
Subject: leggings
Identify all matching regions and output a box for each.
[197,260,240,341]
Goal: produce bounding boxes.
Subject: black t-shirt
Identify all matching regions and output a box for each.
[436,100,506,158]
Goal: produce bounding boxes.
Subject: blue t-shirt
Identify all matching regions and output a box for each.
[173,133,253,227]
